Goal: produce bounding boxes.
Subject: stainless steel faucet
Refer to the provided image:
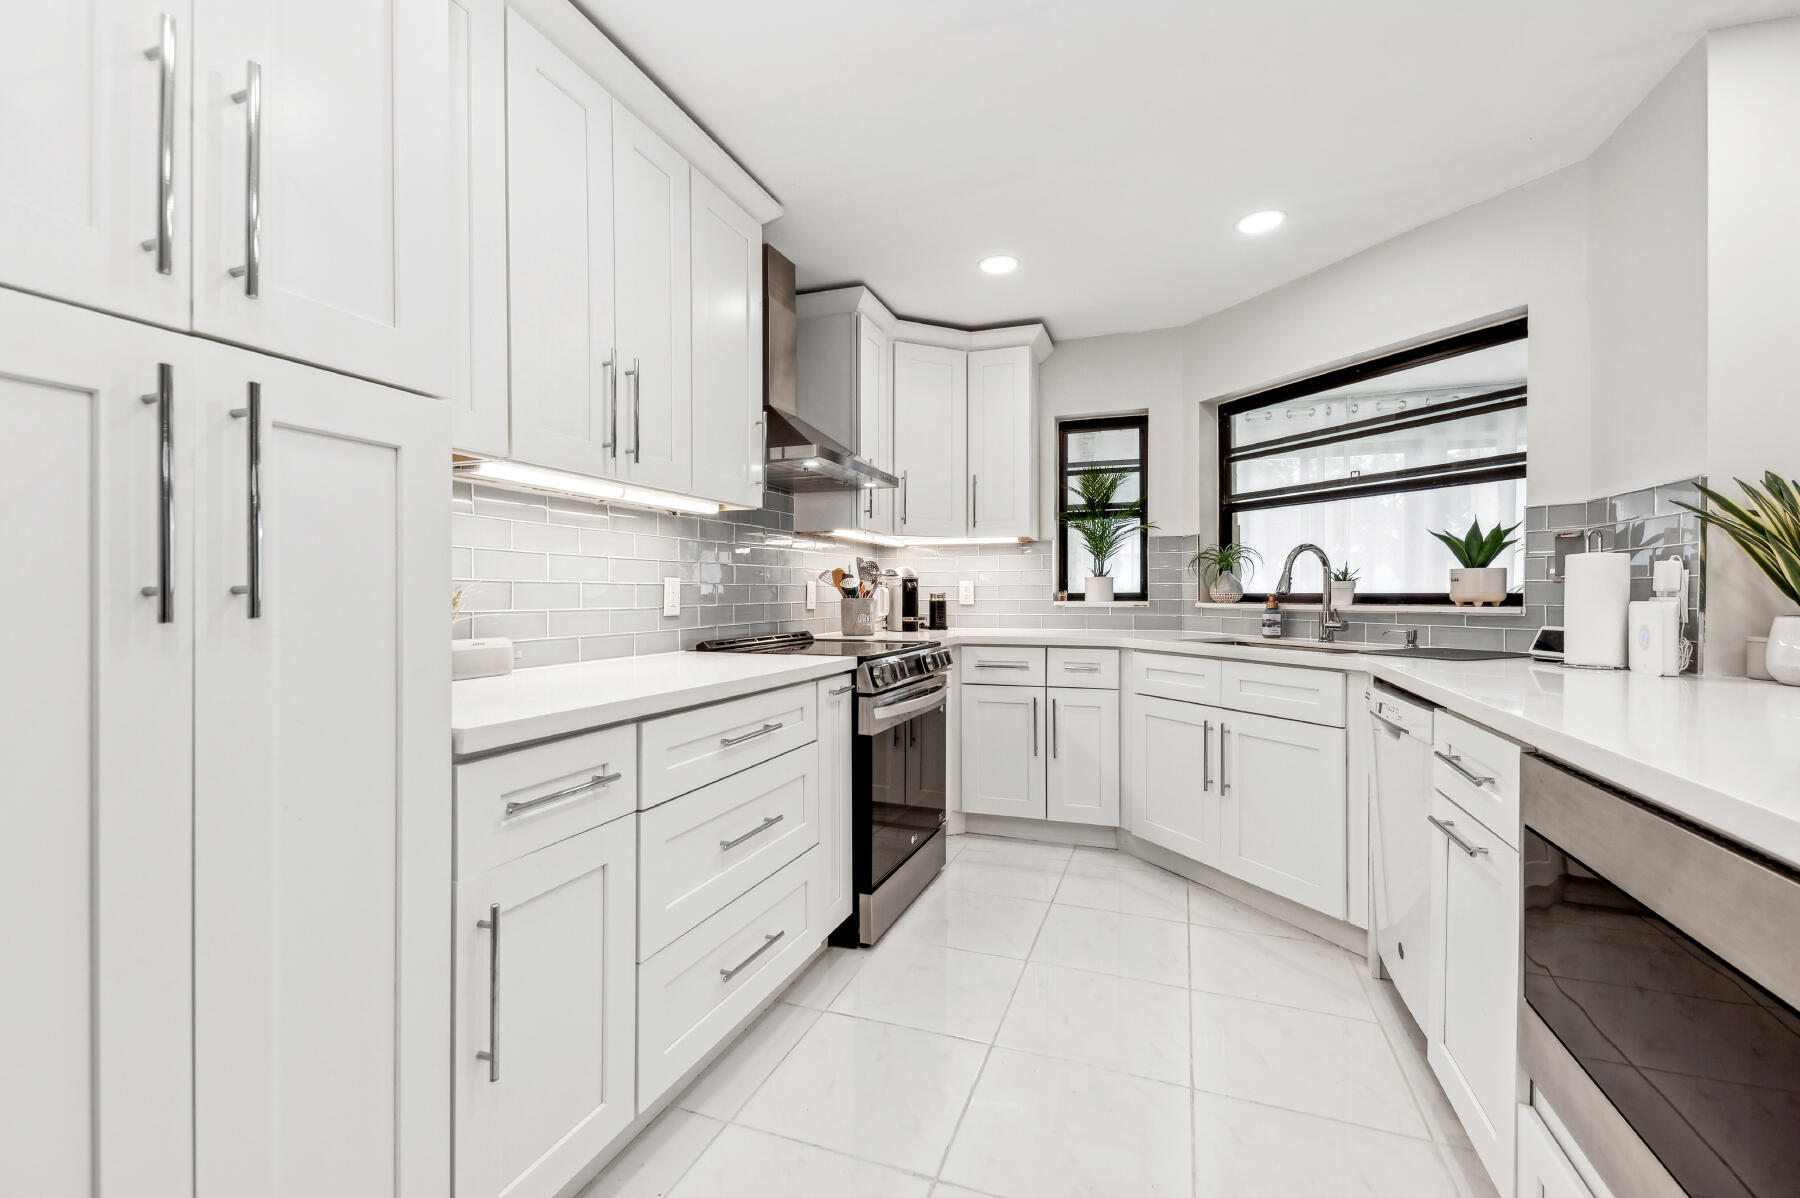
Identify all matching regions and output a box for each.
[1274,543,1348,642]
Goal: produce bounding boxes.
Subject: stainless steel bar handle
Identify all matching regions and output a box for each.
[1202,721,1212,790]
[1427,814,1488,857]
[602,354,617,452]
[720,930,784,981]
[1062,664,1102,674]
[476,904,500,1081]
[227,382,262,617]
[505,770,621,818]
[141,14,176,274]
[972,474,978,527]
[866,487,873,521]
[901,470,908,524]
[1032,696,1039,756]
[1051,697,1058,758]
[720,721,783,748]
[140,364,174,623]
[720,814,784,851]
[975,661,1030,670]
[1434,750,1496,788]
[228,61,262,296]
[1219,724,1230,795]
[630,357,642,464]
[830,683,855,696]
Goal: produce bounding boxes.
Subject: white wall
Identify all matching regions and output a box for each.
[1705,17,1800,674]
[1587,44,1709,498]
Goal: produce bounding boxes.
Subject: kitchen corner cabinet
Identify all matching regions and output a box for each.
[966,345,1036,538]
[1218,710,1347,918]
[818,677,857,928]
[1046,687,1120,825]
[960,683,1046,819]
[892,341,969,537]
[689,170,764,507]
[455,818,638,1198]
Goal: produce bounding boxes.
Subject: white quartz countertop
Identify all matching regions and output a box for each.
[451,652,854,757]
[823,627,1800,868]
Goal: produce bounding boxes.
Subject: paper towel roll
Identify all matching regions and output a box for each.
[1564,552,1630,668]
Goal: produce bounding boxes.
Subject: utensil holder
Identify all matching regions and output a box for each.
[840,596,877,636]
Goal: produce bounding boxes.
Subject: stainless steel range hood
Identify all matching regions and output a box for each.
[763,246,898,493]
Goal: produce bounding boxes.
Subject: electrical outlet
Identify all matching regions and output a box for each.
[806,581,817,611]
[662,577,681,616]
[958,580,975,606]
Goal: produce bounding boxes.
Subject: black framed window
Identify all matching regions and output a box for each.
[1058,414,1149,600]
[1218,318,1528,605]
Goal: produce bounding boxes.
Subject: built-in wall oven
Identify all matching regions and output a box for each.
[1520,753,1800,1197]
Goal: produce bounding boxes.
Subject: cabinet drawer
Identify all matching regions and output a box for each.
[637,849,821,1107]
[1220,660,1345,727]
[454,724,638,877]
[1432,711,1521,848]
[641,683,817,808]
[1048,647,1119,689]
[1127,651,1221,705]
[958,644,1046,686]
[639,743,821,958]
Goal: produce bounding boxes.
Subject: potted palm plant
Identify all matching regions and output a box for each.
[1330,563,1360,608]
[1060,468,1153,602]
[1190,542,1262,603]
[1430,518,1520,606]
[1677,473,1800,684]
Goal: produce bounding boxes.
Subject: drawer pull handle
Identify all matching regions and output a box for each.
[720,814,784,851]
[504,770,622,818]
[1434,750,1496,788]
[475,904,500,1082]
[830,683,855,695]
[720,722,783,747]
[1428,814,1489,857]
[720,930,785,981]
[975,661,1030,670]
[1062,664,1102,673]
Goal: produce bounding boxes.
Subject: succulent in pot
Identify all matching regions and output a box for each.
[1676,472,1800,684]
[1329,563,1359,609]
[1190,542,1262,604]
[1430,519,1520,606]
[1059,468,1154,603]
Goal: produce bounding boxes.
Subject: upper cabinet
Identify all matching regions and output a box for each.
[891,341,969,537]
[966,345,1036,538]
[191,0,450,395]
[445,0,510,456]
[689,172,765,508]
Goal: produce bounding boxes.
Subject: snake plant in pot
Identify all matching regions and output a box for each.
[1430,518,1520,606]
[1677,473,1800,684]
[1060,468,1154,602]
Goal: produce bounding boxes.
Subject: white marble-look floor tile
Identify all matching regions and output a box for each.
[735,1011,987,1174]
[829,938,1025,1042]
[887,885,1050,959]
[1439,1143,1503,1198]
[1066,845,1174,879]
[940,1048,1194,1198]
[1030,903,1189,987]
[580,1108,723,1198]
[930,1186,1003,1198]
[1186,881,1318,941]
[781,946,866,1010]
[676,1001,820,1121]
[939,856,1067,902]
[1191,1090,1456,1198]
[1189,924,1374,1020]
[669,1125,932,1198]
[996,961,1191,1084]
[953,835,1075,868]
[1053,865,1189,922]
[1359,973,1474,1149]
[1190,991,1427,1137]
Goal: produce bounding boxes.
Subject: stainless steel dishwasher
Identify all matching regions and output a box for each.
[1367,682,1436,1025]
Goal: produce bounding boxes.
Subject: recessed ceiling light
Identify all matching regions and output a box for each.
[978,255,1019,275]
[1235,209,1287,235]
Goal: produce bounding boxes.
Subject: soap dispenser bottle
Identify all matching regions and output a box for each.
[1262,594,1282,638]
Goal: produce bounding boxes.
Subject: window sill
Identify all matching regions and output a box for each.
[1194,601,1525,619]
[1054,600,1150,609]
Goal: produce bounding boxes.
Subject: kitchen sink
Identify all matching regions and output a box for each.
[1180,635,1523,661]
[1380,646,1526,661]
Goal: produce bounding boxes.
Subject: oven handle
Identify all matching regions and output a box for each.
[861,677,948,734]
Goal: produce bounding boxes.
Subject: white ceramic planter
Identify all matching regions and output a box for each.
[1329,581,1357,608]
[1449,566,1508,606]
[1085,575,1115,603]
[1208,572,1244,604]
[1767,616,1800,685]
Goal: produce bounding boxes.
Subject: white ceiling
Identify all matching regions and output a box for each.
[579,0,1800,341]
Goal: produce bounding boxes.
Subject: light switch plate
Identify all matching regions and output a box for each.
[662,577,681,616]
[958,580,975,606]
[806,581,817,611]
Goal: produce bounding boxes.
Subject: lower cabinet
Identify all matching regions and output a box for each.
[455,817,638,1198]
[1218,709,1347,918]
[1516,1105,1596,1198]
[1125,694,1219,862]
[1046,686,1120,825]
[1426,788,1521,1196]
[817,676,856,928]
[960,682,1046,819]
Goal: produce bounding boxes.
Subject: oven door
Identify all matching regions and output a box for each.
[862,700,947,893]
[1520,753,1800,1198]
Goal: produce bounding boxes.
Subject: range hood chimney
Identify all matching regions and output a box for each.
[762,246,898,492]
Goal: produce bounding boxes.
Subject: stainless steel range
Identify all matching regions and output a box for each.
[694,632,951,945]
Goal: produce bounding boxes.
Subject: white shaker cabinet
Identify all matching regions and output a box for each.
[892,341,968,537]
[1046,687,1119,825]
[1125,696,1221,863]
[504,8,618,477]
[191,0,449,396]
[859,314,896,532]
[689,169,764,507]
[818,676,857,930]
[445,0,510,455]
[0,294,196,1198]
[966,345,1036,539]
[1217,710,1347,918]
[960,683,1046,819]
[455,818,638,1198]
[0,0,194,330]
[1516,1106,1597,1198]
[613,104,693,494]
[193,341,450,1198]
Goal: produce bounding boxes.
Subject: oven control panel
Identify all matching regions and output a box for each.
[859,645,953,694]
